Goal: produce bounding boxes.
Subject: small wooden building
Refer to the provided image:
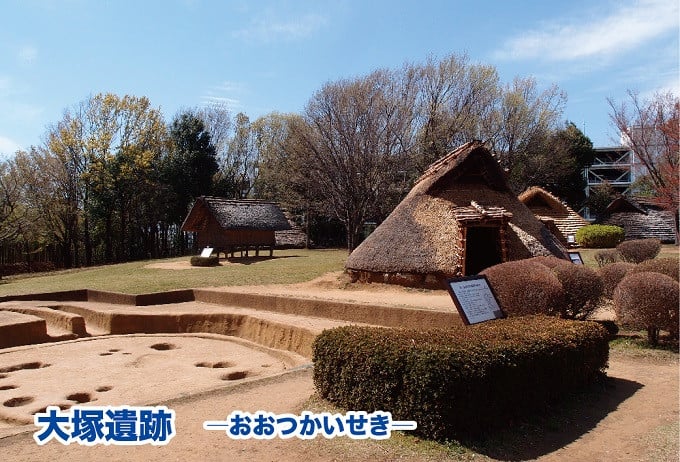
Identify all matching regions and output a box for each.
[519,187,589,246]
[181,196,291,257]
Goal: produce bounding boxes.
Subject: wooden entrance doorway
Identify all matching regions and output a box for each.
[464,226,503,275]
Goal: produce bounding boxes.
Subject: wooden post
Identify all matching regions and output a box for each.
[500,223,509,263]
[460,226,467,276]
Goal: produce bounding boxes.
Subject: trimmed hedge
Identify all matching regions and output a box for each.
[189,255,220,267]
[630,257,679,282]
[551,261,603,320]
[575,225,625,248]
[313,317,609,441]
[527,255,565,269]
[480,260,564,317]
[598,262,636,297]
[613,272,679,344]
[616,238,661,263]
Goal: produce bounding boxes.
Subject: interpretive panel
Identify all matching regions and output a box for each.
[200,247,214,258]
[445,275,505,325]
[568,251,584,264]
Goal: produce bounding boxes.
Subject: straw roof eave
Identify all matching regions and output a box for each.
[181,196,291,232]
[518,187,569,214]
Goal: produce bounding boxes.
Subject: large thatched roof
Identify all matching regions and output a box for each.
[519,186,589,243]
[181,196,291,232]
[601,195,676,243]
[345,141,565,278]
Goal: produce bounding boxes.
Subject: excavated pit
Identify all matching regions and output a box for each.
[0,286,460,429]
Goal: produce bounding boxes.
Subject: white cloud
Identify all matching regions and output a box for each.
[18,45,38,64]
[201,81,246,111]
[495,0,679,62]
[641,75,680,99]
[201,96,242,109]
[233,12,328,43]
[0,136,22,157]
[213,81,245,94]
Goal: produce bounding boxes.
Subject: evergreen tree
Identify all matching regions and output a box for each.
[165,111,218,225]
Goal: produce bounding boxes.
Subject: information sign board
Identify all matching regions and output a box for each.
[568,251,584,264]
[445,275,505,325]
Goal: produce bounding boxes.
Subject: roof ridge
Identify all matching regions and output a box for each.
[200,196,279,205]
[414,140,483,186]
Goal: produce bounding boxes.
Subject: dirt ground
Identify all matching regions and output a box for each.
[0,271,677,461]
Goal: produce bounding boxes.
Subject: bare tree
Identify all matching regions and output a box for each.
[12,147,79,267]
[489,77,566,171]
[609,90,680,239]
[251,112,298,201]
[197,103,232,168]
[40,104,91,266]
[292,69,416,251]
[413,54,500,169]
[211,112,259,198]
[608,91,679,192]
[0,160,25,247]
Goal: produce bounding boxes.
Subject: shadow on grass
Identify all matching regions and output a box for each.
[461,375,643,460]
[223,255,303,265]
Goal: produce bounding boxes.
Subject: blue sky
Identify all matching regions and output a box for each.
[1,0,678,157]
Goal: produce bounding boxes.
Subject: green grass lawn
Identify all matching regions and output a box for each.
[576,243,678,268]
[0,249,348,296]
[0,244,676,297]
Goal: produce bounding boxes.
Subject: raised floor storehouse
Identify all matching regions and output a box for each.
[181,196,291,257]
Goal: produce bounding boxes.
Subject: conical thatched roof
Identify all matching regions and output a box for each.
[345,141,565,285]
[519,186,589,244]
[181,196,291,232]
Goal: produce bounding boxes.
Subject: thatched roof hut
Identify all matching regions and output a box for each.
[519,186,589,245]
[600,196,676,243]
[181,196,291,256]
[345,141,567,289]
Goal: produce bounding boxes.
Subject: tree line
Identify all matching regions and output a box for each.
[0,53,676,267]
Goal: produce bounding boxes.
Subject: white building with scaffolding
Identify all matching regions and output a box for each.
[582,146,638,220]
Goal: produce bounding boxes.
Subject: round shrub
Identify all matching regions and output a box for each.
[598,262,636,297]
[629,257,679,282]
[480,260,564,317]
[594,249,620,267]
[616,238,661,263]
[575,225,625,248]
[552,261,603,320]
[189,255,219,267]
[527,255,566,269]
[613,272,679,344]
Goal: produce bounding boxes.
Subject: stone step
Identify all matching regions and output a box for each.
[0,304,87,336]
